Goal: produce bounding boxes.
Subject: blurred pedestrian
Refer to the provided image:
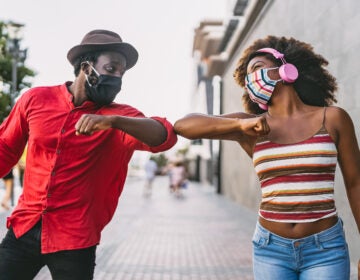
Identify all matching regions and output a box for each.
[169,160,187,197]
[174,36,359,279]
[143,157,158,196]
[0,29,177,279]
[1,169,14,210]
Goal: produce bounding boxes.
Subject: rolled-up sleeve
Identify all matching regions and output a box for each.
[134,116,177,153]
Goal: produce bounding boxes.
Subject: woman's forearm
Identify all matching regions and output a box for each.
[174,112,270,141]
[174,113,241,139]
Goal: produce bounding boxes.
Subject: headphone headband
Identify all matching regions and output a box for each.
[256,48,284,59]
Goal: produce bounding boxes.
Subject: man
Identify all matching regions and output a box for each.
[0,29,177,279]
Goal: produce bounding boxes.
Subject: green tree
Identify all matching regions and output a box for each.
[0,21,36,123]
[150,153,168,170]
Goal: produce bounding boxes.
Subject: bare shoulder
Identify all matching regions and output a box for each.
[326,106,353,125]
[325,106,356,144]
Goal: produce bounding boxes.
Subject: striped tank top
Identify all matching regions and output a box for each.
[252,115,338,223]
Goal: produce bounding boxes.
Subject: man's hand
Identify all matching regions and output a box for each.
[75,114,112,136]
[239,115,270,137]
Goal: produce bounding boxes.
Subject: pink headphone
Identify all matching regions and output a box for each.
[256,48,298,83]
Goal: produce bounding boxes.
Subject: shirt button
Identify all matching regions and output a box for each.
[56,149,61,154]
[61,129,66,134]
[51,171,55,176]
[47,193,52,198]
[43,210,47,214]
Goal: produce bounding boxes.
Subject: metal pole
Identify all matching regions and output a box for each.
[10,42,19,206]
[11,56,17,107]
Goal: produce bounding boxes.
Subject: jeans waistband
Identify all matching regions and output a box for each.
[255,217,344,246]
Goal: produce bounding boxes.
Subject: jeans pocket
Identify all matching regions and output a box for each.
[320,233,347,251]
[252,232,269,248]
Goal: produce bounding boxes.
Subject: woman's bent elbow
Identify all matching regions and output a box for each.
[174,121,194,139]
[174,121,184,135]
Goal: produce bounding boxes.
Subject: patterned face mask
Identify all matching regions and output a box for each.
[245,67,280,110]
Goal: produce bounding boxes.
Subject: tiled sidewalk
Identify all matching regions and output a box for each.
[2,175,357,279]
[89,176,257,280]
[2,175,256,279]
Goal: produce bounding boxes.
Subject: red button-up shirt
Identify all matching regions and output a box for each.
[0,82,177,253]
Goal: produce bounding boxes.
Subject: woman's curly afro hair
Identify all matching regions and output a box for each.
[233,36,338,114]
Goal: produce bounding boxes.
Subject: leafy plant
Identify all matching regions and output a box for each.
[0,21,36,123]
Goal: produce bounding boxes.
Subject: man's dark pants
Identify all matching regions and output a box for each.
[0,221,96,280]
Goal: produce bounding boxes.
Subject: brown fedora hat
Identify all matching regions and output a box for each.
[67,29,138,69]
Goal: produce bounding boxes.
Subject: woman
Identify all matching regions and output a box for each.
[174,36,360,279]
[169,160,187,196]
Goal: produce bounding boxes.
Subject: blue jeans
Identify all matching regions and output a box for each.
[252,218,350,280]
[0,221,97,280]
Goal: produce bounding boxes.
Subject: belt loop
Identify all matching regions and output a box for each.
[265,230,270,245]
[314,234,322,249]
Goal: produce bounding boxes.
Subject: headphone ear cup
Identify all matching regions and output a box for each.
[279,63,298,83]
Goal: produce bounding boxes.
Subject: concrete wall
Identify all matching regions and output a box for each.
[220,0,360,270]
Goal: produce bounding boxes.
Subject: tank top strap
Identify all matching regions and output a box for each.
[322,106,327,126]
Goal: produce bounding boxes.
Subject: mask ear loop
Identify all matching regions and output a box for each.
[279,58,287,84]
[83,61,100,87]
[258,103,268,110]
[85,61,101,76]
[264,67,282,85]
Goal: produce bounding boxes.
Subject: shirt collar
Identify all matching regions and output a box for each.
[62,82,98,110]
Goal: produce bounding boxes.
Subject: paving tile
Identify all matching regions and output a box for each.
[4,175,356,279]
[3,175,255,279]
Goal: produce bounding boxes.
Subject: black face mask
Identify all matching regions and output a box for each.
[84,63,122,106]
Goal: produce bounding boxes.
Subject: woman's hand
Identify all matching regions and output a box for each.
[239,115,270,137]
